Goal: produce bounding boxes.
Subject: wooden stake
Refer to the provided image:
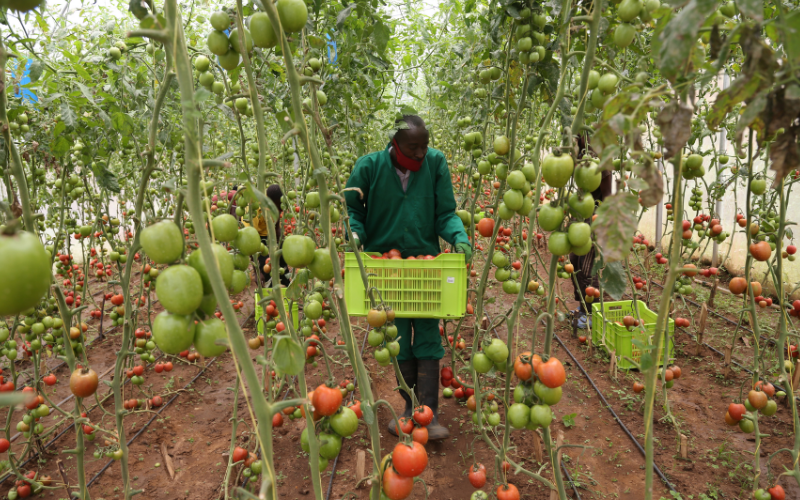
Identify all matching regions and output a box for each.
[56,460,71,499]
[609,350,617,379]
[550,430,565,500]
[160,442,175,479]
[533,430,543,463]
[680,434,689,459]
[356,450,366,486]
[708,279,718,308]
[696,304,708,356]
[723,346,733,379]
[792,361,800,391]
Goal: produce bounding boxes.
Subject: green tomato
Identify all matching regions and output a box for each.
[507,403,530,429]
[542,154,574,188]
[330,407,359,437]
[472,352,494,373]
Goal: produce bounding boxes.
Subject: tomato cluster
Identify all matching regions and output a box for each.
[724,381,781,435]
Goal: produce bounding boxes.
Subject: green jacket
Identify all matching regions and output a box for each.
[344,146,469,258]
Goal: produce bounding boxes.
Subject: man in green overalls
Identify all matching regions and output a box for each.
[344,115,472,440]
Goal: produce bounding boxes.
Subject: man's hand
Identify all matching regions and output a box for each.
[352,232,363,250]
[455,242,472,262]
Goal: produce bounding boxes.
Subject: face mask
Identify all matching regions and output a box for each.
[392,138,424,172]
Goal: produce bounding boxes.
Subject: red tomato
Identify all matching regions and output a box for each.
[412,405,433,427]
[312,384,343,416]
[382,466,414,500]
[232,446,248,463]
[768,485,786,500]
[392,441,428,478]
[497,483,520,500]
[536,357,566,389]
[468,463,487,488]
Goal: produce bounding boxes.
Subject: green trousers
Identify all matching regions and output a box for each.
[395,318,444,361]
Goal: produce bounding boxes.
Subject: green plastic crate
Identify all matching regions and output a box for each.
[344,252,466,319]
[591,300,674,370]
[255,289,299,335]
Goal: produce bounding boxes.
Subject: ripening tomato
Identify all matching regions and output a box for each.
[411,426,428,445]
[382,466,414,500]
[70,368,99,398]
[392,441,428,477]
[312,384,343,416]
[536,357,566,389]
[232,446,248,463]
[413,405,433,427]
[496,483,520,500]
[468,463,487,488]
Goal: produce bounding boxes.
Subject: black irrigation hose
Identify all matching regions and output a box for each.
[478,311,585,500]
[87,308,257,487]
[560,460,582,500]
[645,279,758,335]
[552,333,680,494]
[625,283,800,399]
[86,351,220,487]
[0,351,167,485]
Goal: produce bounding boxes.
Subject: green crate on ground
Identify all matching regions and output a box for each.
[255,289,299,335]
[591,300,674,370]
[344,252,466,319]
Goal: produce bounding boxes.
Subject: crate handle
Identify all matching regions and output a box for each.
[607,305,623,311]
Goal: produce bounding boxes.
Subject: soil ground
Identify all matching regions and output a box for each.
[2,251,799,500]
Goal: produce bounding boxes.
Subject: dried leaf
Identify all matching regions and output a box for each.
[656,102,693,159]
[633,156,665,207]
[758,85,800,186]
[733,91,767,155]
[709,24,722,60]
[657,0,720,83]
[592,192,640,262]
[706,27,776,131]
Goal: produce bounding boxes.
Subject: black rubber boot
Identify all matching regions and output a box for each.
[417,359,449,440]
[387,360,417,436]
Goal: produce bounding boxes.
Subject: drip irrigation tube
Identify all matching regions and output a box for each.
[552,333,679,494]
[86,351,223,487]
[87,308,256,487]
[0,351,167,485]
[560,460,581,500]
[481,310,586,500]
[622,287,799,399]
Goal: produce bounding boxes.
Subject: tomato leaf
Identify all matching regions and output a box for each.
[336,4,356,29]
[361,401,375,425]
[639,352,654,371]
[372,20,391,56]
[593,192,639,263]
[92,163,120,193]
[112,112,134,136]
[51,136,70,157]
[656,0,719,83]
[784,11,800,66]
[599,261,627,301]
[60,101,77,129]
[27,60,44,83]
[273,336,304,376]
